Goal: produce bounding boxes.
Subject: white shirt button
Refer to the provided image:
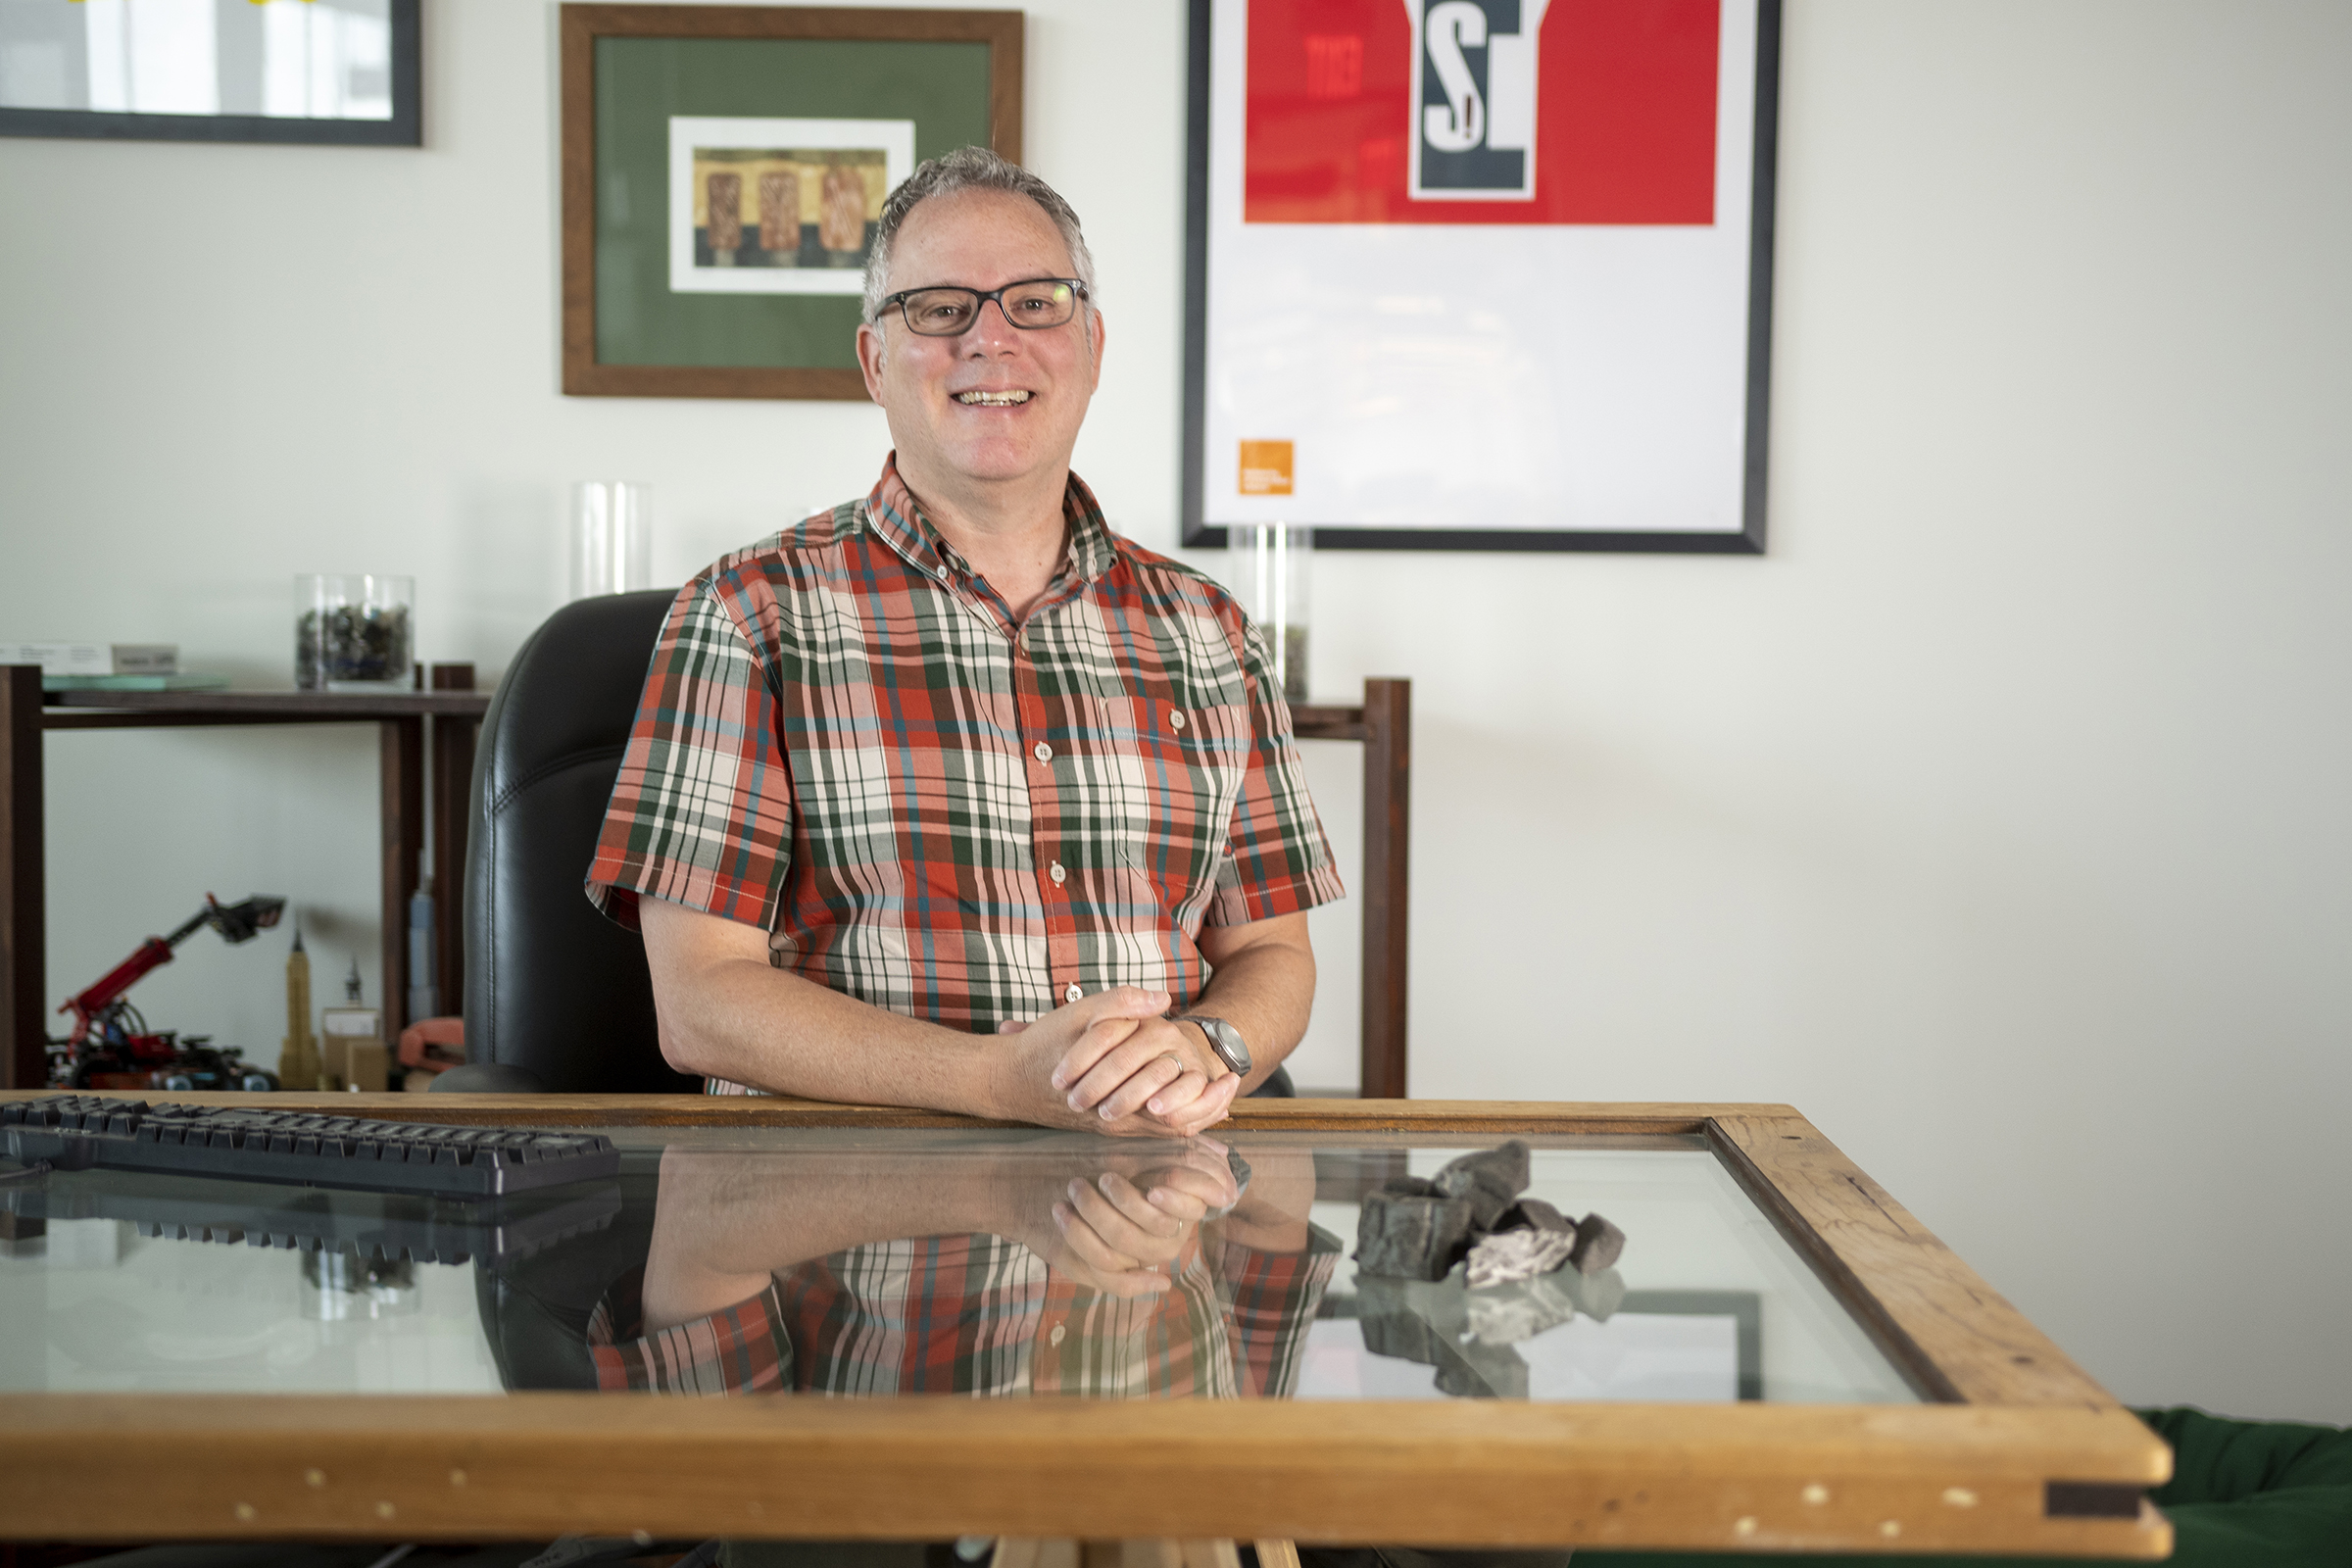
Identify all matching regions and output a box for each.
[1050,1324,1066,1347]
[1033,742,1053,763]
[1050,861,1066,885]
[1169,710,1187,730]
[1064,983,1083,1004]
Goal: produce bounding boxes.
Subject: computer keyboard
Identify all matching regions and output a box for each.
[0,1095,620,1199]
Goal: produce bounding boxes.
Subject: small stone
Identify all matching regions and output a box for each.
[1464,1224,1578,1288]
[1569,1211,1627,1275]
[1495,1197,1570,1234]
[1355,1190,1475,1281]
[1432,1141,1532,1231]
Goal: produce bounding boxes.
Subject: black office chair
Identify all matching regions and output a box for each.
[437,589,696,1095]
[435,588,1291,1098]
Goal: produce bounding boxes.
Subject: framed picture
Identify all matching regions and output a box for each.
[0,0,420,147]
[561,5,1024,402]
[1182,0,1783,553]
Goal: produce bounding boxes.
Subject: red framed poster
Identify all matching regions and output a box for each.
[1182,0,1781,552]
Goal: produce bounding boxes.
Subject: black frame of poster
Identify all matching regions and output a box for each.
[0,0,421,148]
[1180,0,1782,554]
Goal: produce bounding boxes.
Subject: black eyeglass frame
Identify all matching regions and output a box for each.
[875,277,1092,336]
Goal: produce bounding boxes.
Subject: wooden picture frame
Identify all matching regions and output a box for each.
[559,4,1024,401]
[0,0,420,148]
[0,1093,2172,1559]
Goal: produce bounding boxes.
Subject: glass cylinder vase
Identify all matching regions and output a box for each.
[294,574,415,692]
[1227,523,1311,705]
[570,481,653,599]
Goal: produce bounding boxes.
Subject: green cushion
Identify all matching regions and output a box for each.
[1570,1407,2352,1568]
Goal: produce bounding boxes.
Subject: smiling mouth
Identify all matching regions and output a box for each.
[954,389,1033,406]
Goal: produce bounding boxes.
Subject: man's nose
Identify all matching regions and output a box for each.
[962,296,1024,349]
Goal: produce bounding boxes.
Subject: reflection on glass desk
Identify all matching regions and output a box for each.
[0,1127,1918,1406]
[0,1098,2173,1558]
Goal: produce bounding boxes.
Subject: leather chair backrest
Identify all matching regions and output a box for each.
[463,590,702,1094]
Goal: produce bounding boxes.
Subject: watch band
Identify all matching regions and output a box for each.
[1175,1013,1251,1077]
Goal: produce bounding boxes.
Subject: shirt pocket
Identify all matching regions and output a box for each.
[1113,694,1252,926]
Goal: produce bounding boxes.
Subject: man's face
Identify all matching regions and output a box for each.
[857,188,1104,502]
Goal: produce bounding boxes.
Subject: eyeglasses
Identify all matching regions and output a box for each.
[878,277,1089,337]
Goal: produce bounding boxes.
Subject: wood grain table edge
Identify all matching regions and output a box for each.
[1707,1113,2128,1414]
[0,1091,1767,1134]
[0,1397,2172,1556]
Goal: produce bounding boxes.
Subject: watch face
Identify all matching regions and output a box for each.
[1190,1016,1250,1075]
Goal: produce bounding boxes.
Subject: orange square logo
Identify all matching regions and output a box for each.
[1238,440,1295,496]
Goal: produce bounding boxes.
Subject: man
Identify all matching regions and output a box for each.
[586,148,1340,1137]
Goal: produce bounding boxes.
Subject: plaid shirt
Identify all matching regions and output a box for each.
[586,1225,1342,1399]
[586,457,1341,1093]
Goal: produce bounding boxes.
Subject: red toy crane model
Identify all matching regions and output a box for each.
[53,894,287,1093]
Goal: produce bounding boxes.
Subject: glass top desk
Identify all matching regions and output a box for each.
[0,1095,2168,1558]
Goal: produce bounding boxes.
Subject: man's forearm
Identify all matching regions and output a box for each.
[639,898,1005,1114]
[638,896,1191,1132]
[642,1150,1005,1331]
[1185,927,1316,1095]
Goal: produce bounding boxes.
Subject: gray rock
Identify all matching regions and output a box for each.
[1355,1190,1475,1281]
[1569,1210,1626,1275]
[1432,1140,1533,1231]
[1380,1174,1442,1199]
[1494,1196,1570,1234]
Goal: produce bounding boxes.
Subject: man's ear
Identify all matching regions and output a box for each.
[856,321,887,403]
[1086,308,1106,391]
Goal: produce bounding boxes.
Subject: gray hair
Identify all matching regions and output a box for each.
[860,146,1099,326]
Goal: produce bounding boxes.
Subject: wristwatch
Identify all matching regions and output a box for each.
[1175,1014,1251,1077]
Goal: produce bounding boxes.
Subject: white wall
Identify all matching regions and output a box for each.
[2,0,2345,1423]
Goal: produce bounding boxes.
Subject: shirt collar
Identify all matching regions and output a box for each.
[861,454,1119,593]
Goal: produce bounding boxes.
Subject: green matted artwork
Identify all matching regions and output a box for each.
[561,6,1023,400]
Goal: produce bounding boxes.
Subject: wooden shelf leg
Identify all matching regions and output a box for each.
[428,662,476,1026]
[379,715,424,1040]
[1359,677,1410,1099]
[1,665,45,1090]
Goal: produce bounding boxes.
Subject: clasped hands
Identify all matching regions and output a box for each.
[995,986,1241,1139]
[1009,1137,1242,1299]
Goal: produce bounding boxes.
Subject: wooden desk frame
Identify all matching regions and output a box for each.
[0,1094,2170,1557]
[0,670,491,1088]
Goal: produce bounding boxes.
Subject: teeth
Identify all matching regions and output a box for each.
[956,390,1031,405]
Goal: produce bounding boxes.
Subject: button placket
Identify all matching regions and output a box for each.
[1013,621,1083,1009]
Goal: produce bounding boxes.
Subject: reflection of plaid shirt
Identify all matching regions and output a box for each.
[587,1228,1340,1399]
[585,457,1341,1094]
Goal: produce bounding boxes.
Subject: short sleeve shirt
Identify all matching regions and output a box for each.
[585,457,1341,1090]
